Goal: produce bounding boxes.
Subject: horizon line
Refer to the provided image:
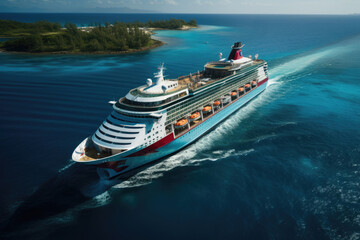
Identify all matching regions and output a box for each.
[0,12,359,15]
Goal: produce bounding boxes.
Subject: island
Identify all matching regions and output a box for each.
[0,18,197,54]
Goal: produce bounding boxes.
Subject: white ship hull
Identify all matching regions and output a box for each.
[71,41,269,180]
[90,78,268,179]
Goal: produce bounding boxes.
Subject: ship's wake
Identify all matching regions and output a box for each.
[113,38,356,190]
[269,35,358,84]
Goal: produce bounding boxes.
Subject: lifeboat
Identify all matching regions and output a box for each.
[252,80,257,86]
[238,87,244,92]
[190,112,201,121]
[231,91,237,96]
[213,100,221,106]
[175,118,188,129]
[245,83,251,88]
[202,105,212,113]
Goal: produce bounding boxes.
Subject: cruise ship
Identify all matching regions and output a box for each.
[72,42,269,179]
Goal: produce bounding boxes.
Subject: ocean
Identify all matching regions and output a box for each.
[0,13,360,240]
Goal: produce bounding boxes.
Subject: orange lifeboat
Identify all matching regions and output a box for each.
[245,83,251,88]
[231,91,237,96]
[175,118,188,129]
[238,87,244,92]
[202,106,212,113]
[213,100,221,106]
[190,112,201,121]
[252,80,257,86]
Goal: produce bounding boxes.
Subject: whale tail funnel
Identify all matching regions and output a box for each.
[228,41,245,60]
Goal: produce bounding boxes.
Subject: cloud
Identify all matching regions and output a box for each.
[195,0,214,6]
[165,0,177,5]
[218,0,232,5]
[2,0,359,14]
[149,0,159,5]
[148,0,177,6]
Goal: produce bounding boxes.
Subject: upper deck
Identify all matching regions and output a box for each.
[114,59,265,113]
[130,59,265,97]
[178,59,264,93]
[116,41,265,111]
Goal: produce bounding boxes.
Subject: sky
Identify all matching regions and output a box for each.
[0,0,359,14]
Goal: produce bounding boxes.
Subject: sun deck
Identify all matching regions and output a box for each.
[204,62,233,70]
[176,59,264,92]
[131,84,185,97]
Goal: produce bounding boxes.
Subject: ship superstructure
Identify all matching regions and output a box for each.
[72,42,269,179]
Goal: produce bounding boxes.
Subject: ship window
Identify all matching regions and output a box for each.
[109,115,143,129]
[117,111,159,119]
[98,129,136,140]
[102,122,139,134]
[95,134,131,145]
[110,113,138,123]
[120,91,188,108]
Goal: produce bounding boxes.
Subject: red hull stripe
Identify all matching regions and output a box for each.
[257,77,268,87]
[127,133,175,157]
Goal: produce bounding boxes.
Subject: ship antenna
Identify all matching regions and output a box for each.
[154,63,166,84]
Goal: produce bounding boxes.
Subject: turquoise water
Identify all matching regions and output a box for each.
[0,14,360,240]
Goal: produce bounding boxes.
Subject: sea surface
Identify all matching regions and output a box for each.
[0,13,360,240]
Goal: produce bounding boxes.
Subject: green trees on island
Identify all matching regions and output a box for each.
[145,18,197,29]
[0,20,62,37]
[0,18,197,53]
[1,21,152,52]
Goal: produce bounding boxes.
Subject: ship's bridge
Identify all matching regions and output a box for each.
[123,87,189,107]
[117,64,190,110]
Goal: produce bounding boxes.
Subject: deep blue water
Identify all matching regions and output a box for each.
[0,14,360,240]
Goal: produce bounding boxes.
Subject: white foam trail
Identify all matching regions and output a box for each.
[269,50,331,82]
[114,148,254,189]
[268,42,354,84]
[254,133,278,143]
[58,161,75,173]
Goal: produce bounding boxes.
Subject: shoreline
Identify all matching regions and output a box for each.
[0,25,197,55]
[0,39,165,55]
[146,25,198,32]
